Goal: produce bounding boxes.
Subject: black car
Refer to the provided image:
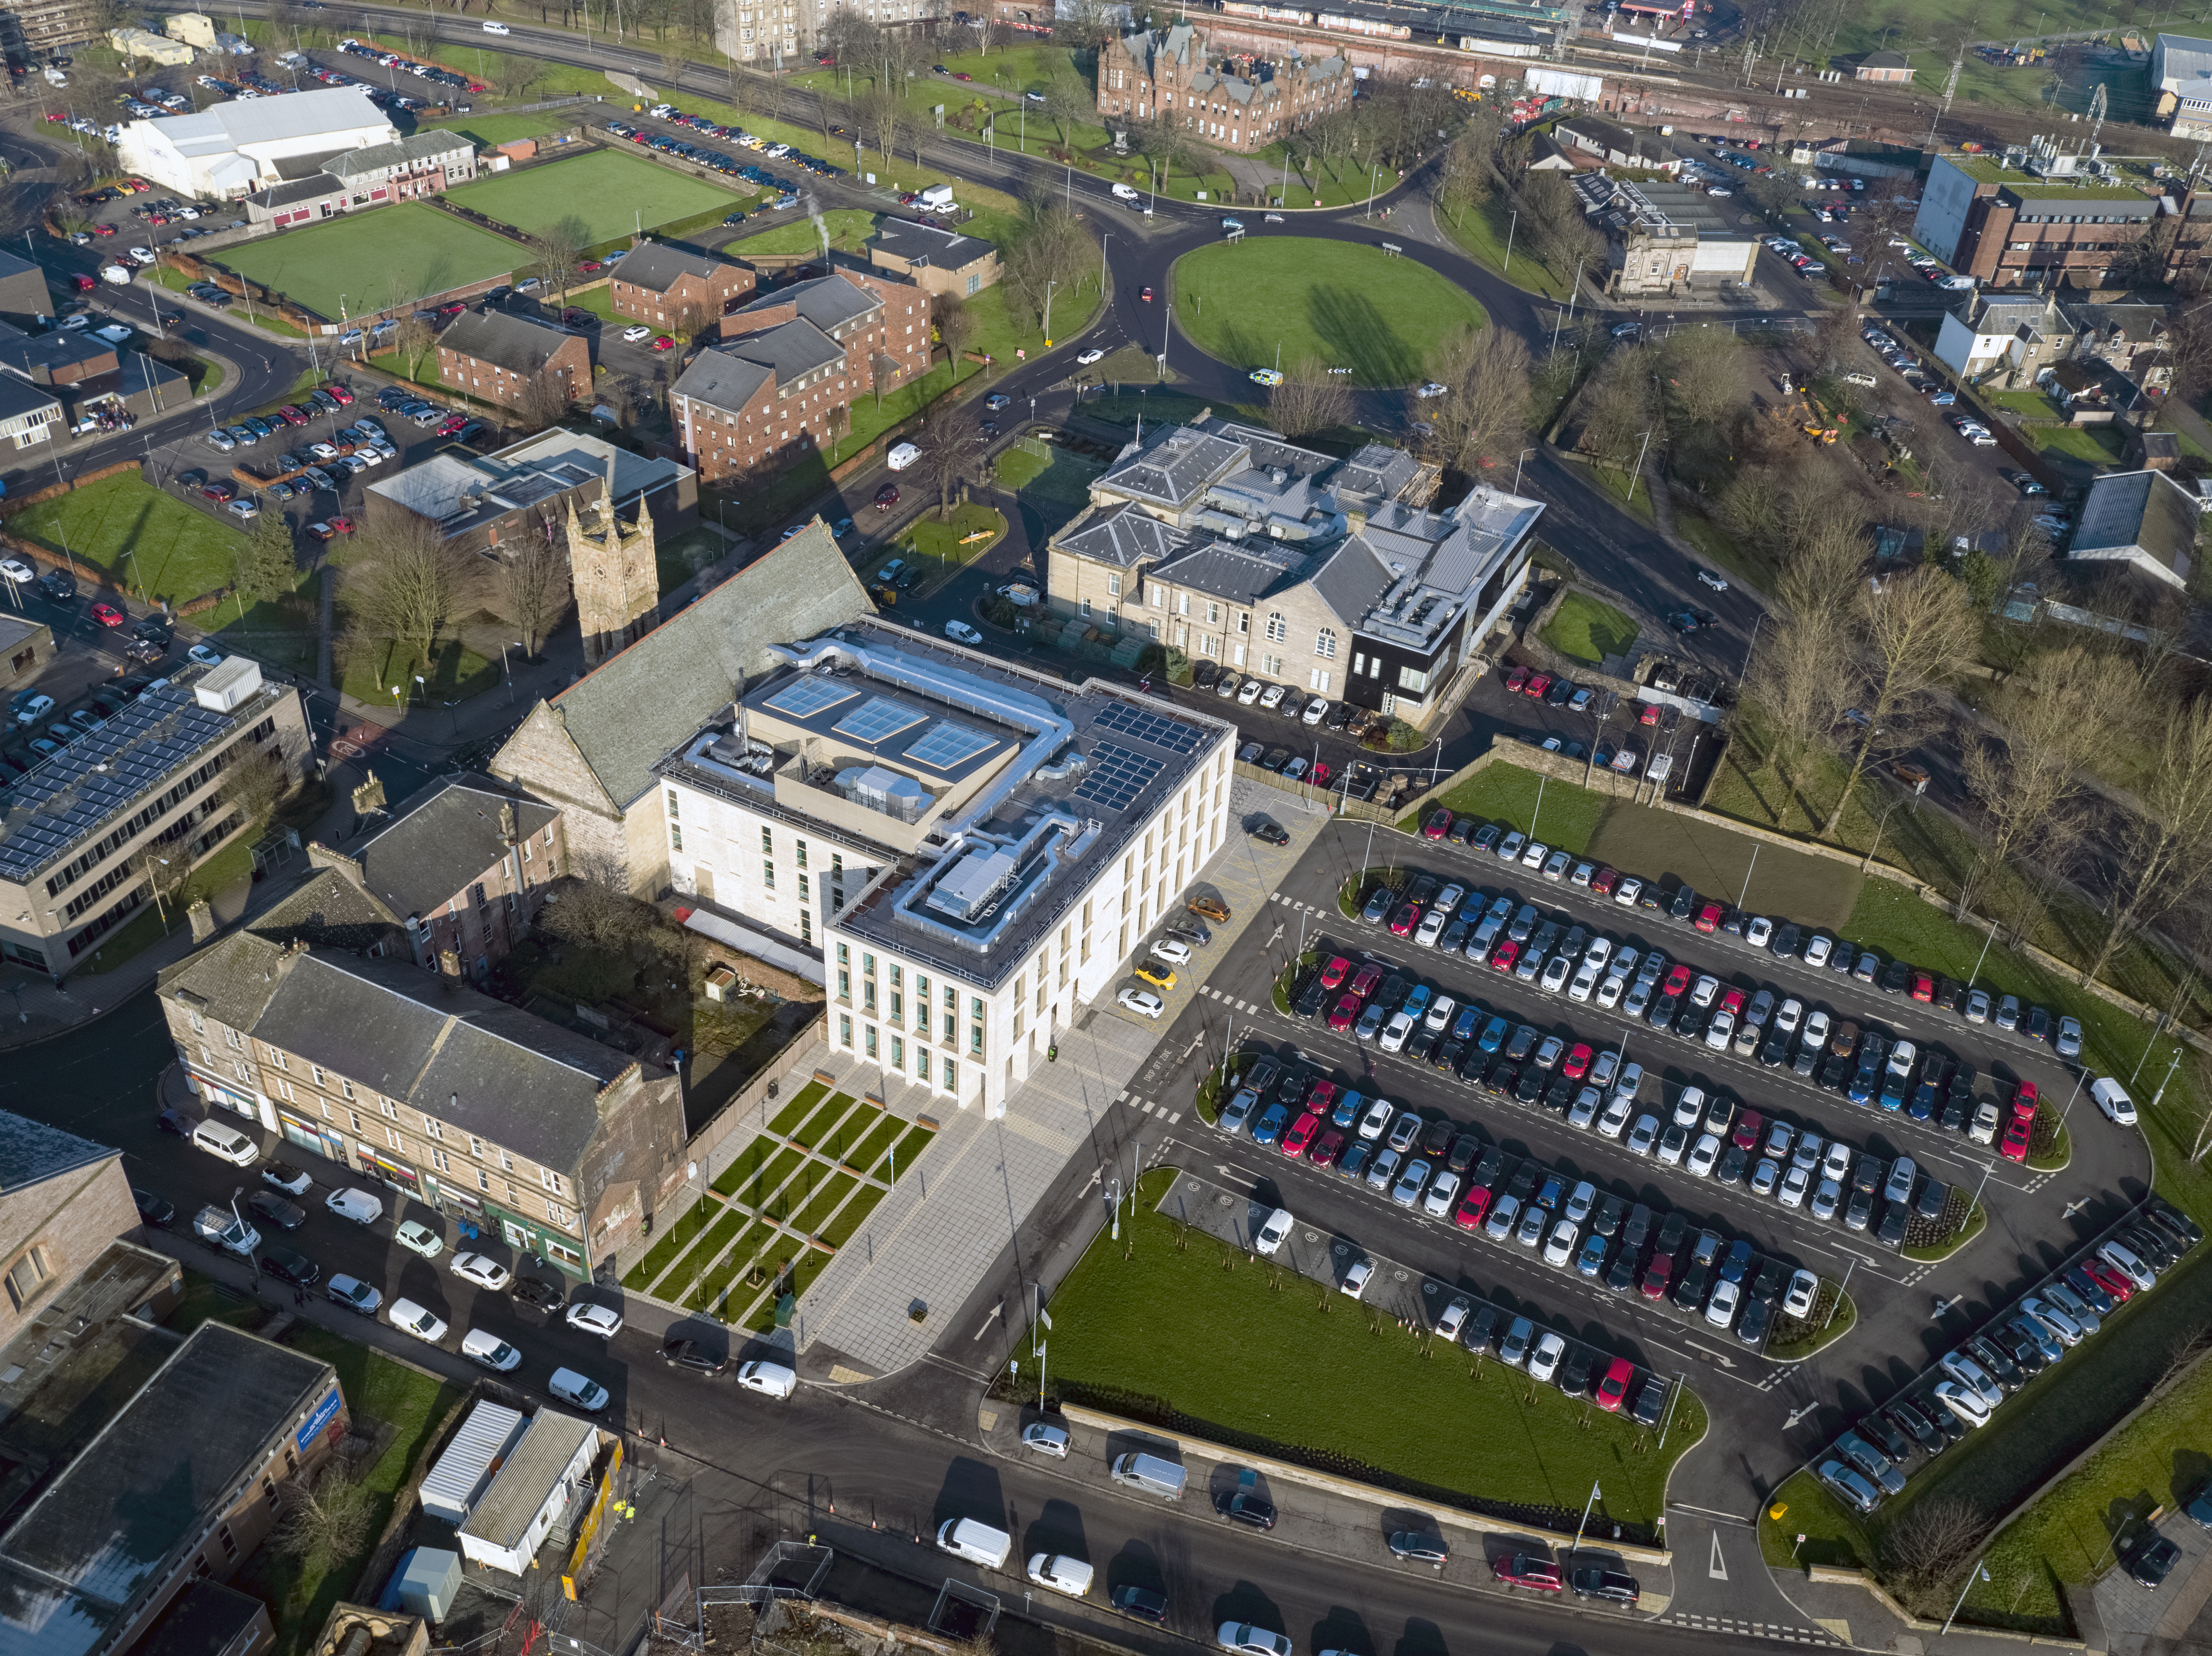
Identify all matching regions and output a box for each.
[132,1186,175,1227]
[261,1242,320,1287]
[1771,920,1801,958]
[1715,1144,1749,1186]
[511,1275,566,1312]
[2026,1004,2052,1043]
[1876,1201,1908,1250]
[246,1191,306,1230]
[1505,1160,1539,1203]
[36,570,74,600]
[1544,677,1574,708]
[1968,1334,2026,1390]
[155,1107,194,1138]
[2127,1225,2182,1271]
[1514,1067,1545,1105]
[1654,1212,1688,1257]
[2065,1267,2116,1315]
[130,617,170,645]
[1435,1039,1466,1074]
[1622,1204,1653,1251]
[1192,661,1221,688]
[1880,958,1911,994]
[1668,883,1698,922]
[1719,1239,1754,1282]
[1570,1568,1640,1604]
[1292,979,1327,1019]
[1938,977,1967,1015]
[1860,1411,1913,1464]
[1406,1028,1439,1065]
[1672,1260,1711,1312]
[1221,1489,1277,1529]
[2126,1534,2182,1590]
[1605,1250,1639,1294]
[1471,1147,1508,1190]
[1736,1297,1771,1347]
[663,1338,727,1375]
[1915,1178,1951,1220]
[1111,1586,1169,1623]
[2183,1482,2212,1532]
[1467,1303,1502,1352]
[1885,1401,1944,1455]
[2147,1203,2204,1251]
[1939,1094,1970,1134]
[1591,1193,1625,1237]
[1557,1343,1595,1397]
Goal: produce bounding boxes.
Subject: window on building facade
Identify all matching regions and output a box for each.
[4,1246,50,1310]
[1398,665,1430,693]
[1265,612,1286,642]
[1315,628,1336,659]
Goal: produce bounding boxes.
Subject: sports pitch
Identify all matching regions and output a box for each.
[444,147,743,246]
[215,201,525,322]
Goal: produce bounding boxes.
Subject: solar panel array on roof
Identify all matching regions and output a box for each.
[1092,700,1204,755]
[764,676,858,719]
[905,720,995,772]
[1072,742,1162,812]
[834,696,926,744]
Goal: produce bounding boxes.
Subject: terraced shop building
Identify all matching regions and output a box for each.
[655,617,1236,1118]
[0,660,310,978]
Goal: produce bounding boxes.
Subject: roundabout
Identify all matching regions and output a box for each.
[1169,236,1487,388]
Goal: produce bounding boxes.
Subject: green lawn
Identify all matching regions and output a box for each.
[729,208,879,258]
[843,1116,904,1174]
[1983,388,2062,419]
[790,1093,855,1148]
[237,1325,463,1654]
[765,1081,828,1137]
[820,1183,887,1247]
[1677,508,1777,596]
[446,147,743,246]
[995,443,1102,515]
[1035,1169,1702,1529]
[895,502,1004,574]
[214,201,526,323]
[1437,193,1578,302]
[2027,422,2124,467]
[740,1145,807,1211]
[337,635,499,709]
[1402,755,1609,855]
[1542,591,1639,665]
[7,471,241,608]
[873,1123,934,1182]
[1171,239,1483,387]
[623,1195,718,1286]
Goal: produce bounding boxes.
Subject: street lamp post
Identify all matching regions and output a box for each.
[1514,447,1534,492]
[1042,278,1059,347]
[501,640,524,703]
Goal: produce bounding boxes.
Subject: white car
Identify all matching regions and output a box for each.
[1778,1165,1811,1208]
[450,1252,512,1292]
[1704,1010,1735,1051]
[1254,1207,1292,1256]
[1415,382,1448,398]
[1424,993,1458,1033]
[1783,1269,1819,1319]
[1704,1277,1740,1328]
[1527,1331,1567,1383]
[1626,1114,1660,1156]
[944,620,983,645]
[1118,987,1164,1019]
[1150,937,1193,966]
[191,1119,260,1166]
[1422,1171,1461,1219]
[1029,1554,1093,1598]
[1933,1379,1993,1429]
[1218,1625,1292,1656]
[736,1360,798,1397]
[1672,1085,1707,1129]
[396,1219,444,1259]
[187,644,224,668]
[462,1328,522,1370]
[1687,1133,1722,1177]
[550,1367,611,1412]
[2097,1241,2157,1291]
[1614,876,1643,907]
[1339,1259,1372,1298]
[1597,1096,1633,1138]
[1542,1220,1578,1267]
[1743,916,1773,949]
[388,1297,449,1346]
[622,325,653,342]
[1023,1421,1071,1456]
[127,245,156,265]
[1357,1097,1395,1140]
[1521,839,1549,870]
[1075,348,1106,365]
[324,1186,384,1224]
[565,1301,625,1338]
[1380,1011,1417,1052]
[1938,1351,2003,1409]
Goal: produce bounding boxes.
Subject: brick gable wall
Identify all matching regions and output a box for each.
[437,330,590,410]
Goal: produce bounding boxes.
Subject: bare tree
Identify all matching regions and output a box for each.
[496,526,573,658]
[273,1466,372,1578]
[669,297,714,343]
[527,216,590,307]
[1268,355,1352,440]
[1042,73,1087,151]
[1578,344,1655,474]
[516,370,571,433]
[1821,568,1980,838]
[1953,646,2105,924]
[915,409,973,519]
[134,841,193,930]
[392,315,437,382]
[1879,1498,1990,1617]
[935,293,977,379]
[1424,325,1529,475]
[2081,697,2212,988]
[222,741,291,833]
[1659,327,1744,429]
[349,516,480,673]
[857,84,908,168]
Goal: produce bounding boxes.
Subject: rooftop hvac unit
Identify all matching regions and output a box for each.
[836,763,929,823]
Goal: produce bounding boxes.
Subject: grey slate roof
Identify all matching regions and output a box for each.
[438,309,572,377]
[0,1110,112,1192]
[1153,538,1303,607]
[245,174,342,209]
[726,318,846,388]
[322,128,471,180]
[1334,440,1422,505]
[347,776,558,921]
[0,1324,332,1653]
[728,272,882,336]
[868,216,996,271]
[2073,467,2201,584]
[671,347,773,414]
[1096,424,1244,509]
[246,864,406,954]
[0,373,60,425]
[611,240,740,294]
[522,520,872,812]
[1305,536,1395,627]
[1054,501,1181,569]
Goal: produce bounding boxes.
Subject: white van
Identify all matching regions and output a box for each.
[1110,1451,1186,1500]
[886,442,921,470]
[323,1187,386,1225]
[191,1119,259,1166]
[1254,1208,1292,1257]
[1111,182,1141,203]
[482,18,511,29]
[736,1359,797,1398]
[936,1517,1013,1570]
[550,1367,610,1412]
[1026,1554,1093,1597]
[918,183,955,209]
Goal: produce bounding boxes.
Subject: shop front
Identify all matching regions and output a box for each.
[355,1144,424,1202]
[422,1175,490,1239]
[186,1065,271,1131]
[277,1109,349,1166]
[483,1196,588,1278]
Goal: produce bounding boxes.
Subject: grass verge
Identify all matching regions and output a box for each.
[1542,591,1639,665]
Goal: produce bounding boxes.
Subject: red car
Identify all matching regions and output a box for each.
[91,603,124,628]
[1422,808,1453,841]
[652,336,676,351]
[1662,963,1693,999]
[1348,962,1382,1000]
[2000,1100,2035,1163]
[1589,864,1620,896]
[1453,1185,1492,1230]
[1309,1128,1345,1168]
[1732,1108,1763,1150]
[1140,285,1154,301]
[1523,672,1552,699]
[2016,1079,2039,1110]
[1492,1555,1563,1591]
[1638,701,1662,726]
[437,415,468,435]
[2084,1259,2135,1302]
[1562,1043,1592,1081]
[1641,1252,1675,1299]
[1311,761,1332,787]
[201,480,235,503]
[1911,971,1936,1003]
[1319,956,1351,991]
[1328,995,1361,1031]
[1309,1081,1338,1118]
[274,404,308,425]
[1504,664,1529,694]
[70,274,94,292]
[326,516,355,534]
[1595,1358,1635,1413]
[1719,986,1746,1017]
[1694,900,1724,933]
[327,385,353,405]
[578,258,604,273]
[1490,939,1521,974]
[1389,903,1420,937]
[90,222,115,237]
[1281,1111,1319,1157]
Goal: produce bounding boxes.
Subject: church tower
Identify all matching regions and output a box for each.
[566,474,659,666]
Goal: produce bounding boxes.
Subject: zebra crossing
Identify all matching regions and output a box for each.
[1114,1090,1184,1123]
[1656,1612,1839,1644]
[1201,984,1265,1015]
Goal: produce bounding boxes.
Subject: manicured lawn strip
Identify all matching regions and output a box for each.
[1171,239,1484,388]
[658,1207,746,1299]
[739,1146,808,1213]
[874,1123,935,1182]
[790,1094,856,1148]
[820,1183,887,1249]
[215,201,524,323]
[729,208,879,258]
[1758,1468,1871,1569]
[686,1220,773,1311]
[994,446,1048,490]
[765,1080,830,1138]
[8,471,243,608]
[710,1137,778,1198]
[1542,591,1640,665]
[790,1247,832,1301]
[791,1170,860,1237]
[241,1326,464,1650]
[1437,193,1576,302]
[1398,755,1608,853]
[1586,798,1864,934]
[897,503,1005,573]
[843,1116,905,1175]
[1031,1168,1699,1528]
[623,1195,717,1287]
[445,147,742,245]
[813,1101,883,1166]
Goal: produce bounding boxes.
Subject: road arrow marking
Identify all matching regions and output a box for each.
[1709,1530,1728,1581]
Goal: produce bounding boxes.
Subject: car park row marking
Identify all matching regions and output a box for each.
[1658,1613,1839,1644]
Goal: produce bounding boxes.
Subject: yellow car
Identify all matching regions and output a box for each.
[1133,962,1178,992]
